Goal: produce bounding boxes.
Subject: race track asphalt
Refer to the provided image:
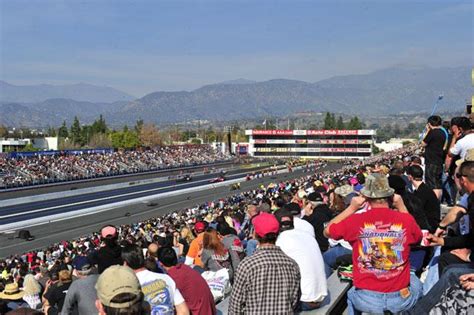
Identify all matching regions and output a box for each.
[0,162,342,258]
[0,161,237,200]
[0,166,273,225]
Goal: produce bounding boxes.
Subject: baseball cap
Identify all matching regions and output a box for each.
[72,256,91,271]
[101,226,117,239]
[96,265,142,308]
[282,202,301,216]
[252,212,280,238]
[194,221,206,233]
[307,192,324,203]
[274,208,293,231]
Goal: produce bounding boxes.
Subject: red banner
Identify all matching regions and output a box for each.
[251,130,294,136]
[251,129,360,136]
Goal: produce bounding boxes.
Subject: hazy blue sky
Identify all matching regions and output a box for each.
[1,0,472,97]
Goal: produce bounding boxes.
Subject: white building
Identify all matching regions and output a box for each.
[374,138,415,152]
[0,138,31,153]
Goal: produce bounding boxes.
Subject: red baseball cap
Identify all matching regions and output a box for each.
[101,226,117,239]
[252,212,280,238]
[194,221,206,234]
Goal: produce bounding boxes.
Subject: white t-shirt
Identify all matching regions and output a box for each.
[135,269,185,315]
[294,217,315,238]
[276,228,328,302]
[450,133,474,159]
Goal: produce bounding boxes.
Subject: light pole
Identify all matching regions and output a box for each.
[419,94,444,142]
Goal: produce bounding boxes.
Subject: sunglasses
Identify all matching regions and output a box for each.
[455,173,467,179]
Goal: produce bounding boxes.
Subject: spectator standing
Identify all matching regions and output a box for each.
[445,116,474,171]
[275,208,328,311]
[421,115,448,199]
[229,212,301,314]
[89,225,123,274]
[324,174,423,314]
[158,247,216,315]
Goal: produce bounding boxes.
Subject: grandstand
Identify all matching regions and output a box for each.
[245,129,375,159]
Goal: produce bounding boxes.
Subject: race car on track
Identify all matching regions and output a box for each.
[209,175,226,183]
[176,174,193,182]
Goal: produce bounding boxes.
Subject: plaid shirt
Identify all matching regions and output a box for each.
[229,245,301,315]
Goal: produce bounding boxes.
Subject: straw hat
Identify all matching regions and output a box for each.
[0,282,24,300]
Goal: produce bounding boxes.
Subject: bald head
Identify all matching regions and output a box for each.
[148,243,159,258]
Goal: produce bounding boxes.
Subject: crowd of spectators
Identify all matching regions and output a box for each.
[0,145,232,188]
[1,115,473,314]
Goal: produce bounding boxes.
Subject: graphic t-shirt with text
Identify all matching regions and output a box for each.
[136,269,185,315]
[329,208,422,292]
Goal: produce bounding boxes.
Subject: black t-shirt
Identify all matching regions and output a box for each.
[423,128,446,166]
[44,281,72,314]
[414,182,441,232]
[303,204,334,252]
[179,238,190,256]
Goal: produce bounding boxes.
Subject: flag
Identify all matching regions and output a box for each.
[262,119,267,125]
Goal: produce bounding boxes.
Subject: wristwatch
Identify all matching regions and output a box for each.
[437,224,447,231]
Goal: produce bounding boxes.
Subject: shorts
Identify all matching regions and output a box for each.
[425,163,443,190]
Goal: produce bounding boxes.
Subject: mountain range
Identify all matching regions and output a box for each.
[0,66,471,128]
[0,80,135,103]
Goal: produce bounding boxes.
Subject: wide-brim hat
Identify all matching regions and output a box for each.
[360,174,394,199]
[334,185,354,197]
[0,282,24,300]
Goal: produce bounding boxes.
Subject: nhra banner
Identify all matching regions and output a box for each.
[249,129,375,136]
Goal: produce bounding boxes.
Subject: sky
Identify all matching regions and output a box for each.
[0,0,472,97]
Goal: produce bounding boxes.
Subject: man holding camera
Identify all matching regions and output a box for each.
[324,174,423,315]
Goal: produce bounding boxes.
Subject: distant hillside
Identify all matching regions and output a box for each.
[0,81,135,103]
[111,66,471,124]
[0,99,127,127]
[0,66,471,127]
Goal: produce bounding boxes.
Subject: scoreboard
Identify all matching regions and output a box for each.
[245,129,376,159]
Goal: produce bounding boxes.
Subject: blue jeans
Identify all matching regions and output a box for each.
[441,172,456,205]
[323,245,352,275]
[347,273,423,315]
[423,246,441,295]
[405,264,474,314]
[409,249,426,273]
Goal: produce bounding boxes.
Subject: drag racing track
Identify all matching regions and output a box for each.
[0,162,342,258]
